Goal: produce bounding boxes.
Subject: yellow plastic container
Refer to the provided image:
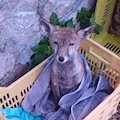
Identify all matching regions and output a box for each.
[91,0,120,57]
[0,38,120,120]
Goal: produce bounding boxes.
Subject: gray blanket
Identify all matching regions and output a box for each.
[22,54,113,120]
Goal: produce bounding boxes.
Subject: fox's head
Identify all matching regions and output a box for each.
[41,19,95,64]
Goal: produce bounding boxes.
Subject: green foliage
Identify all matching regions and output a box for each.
[77,7,102,35]
[30,37,54,69]
[94,24,103,35]
[50,12,75,28]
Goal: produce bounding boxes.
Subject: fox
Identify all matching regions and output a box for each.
[41,19,95,107]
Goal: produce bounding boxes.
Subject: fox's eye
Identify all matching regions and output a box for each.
[69,43,74,46]
[54,41,58,45]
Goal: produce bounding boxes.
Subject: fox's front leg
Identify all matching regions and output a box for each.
[51,83,60,109]
[50,70,61,109]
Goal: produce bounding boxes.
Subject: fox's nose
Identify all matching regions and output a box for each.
[58,56,64,62]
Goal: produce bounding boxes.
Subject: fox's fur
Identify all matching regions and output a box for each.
[41,19,95,107]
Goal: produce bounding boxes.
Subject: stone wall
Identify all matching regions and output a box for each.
[0,0,95,86]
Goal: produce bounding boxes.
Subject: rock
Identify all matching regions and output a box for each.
[38,0,96,22]
[0,0,41,86]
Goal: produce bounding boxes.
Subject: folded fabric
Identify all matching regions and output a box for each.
[22,54,113,120]
[1,107,42,120]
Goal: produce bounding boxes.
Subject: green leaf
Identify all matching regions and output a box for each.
[81,7,91,17]
[80,18,91,28]
[76,7,91,22]
[90,14,96,25]
[50,12,60,25]
[76,7,92,28]
[65,18,75,28]
[50,12,75,28]
[94,24,103,35]
[89,13,103,34]
[30,38,54,69]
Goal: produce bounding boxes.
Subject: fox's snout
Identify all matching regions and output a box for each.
[57,55,69,63]
[55,46,69,63]
[58,56,64,62]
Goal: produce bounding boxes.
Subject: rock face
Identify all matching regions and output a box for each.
[0,0,41,86]
[0,0,95,86]
[38,0,96,21]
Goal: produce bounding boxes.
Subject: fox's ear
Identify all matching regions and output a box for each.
[77,25,95,40]
[40,18,55,35]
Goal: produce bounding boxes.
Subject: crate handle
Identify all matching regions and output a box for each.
[89,48,110,65]
[87,38,120,60]
[85,38,120,72]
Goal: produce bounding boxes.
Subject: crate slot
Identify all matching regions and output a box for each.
[24,89,26,94]
[7,94,10,98]
[114,47,119,52]
[109,45,114,50]
[5,103,8,107]
[0,98,3,103]
[104,42,120,56]
[3,96,6,101]
[9,100,12,105]
[15,96,18,100]
[104,42,109,47]
[17,102,20,106]
[117,50,120,54]
[112,46,117,51]
[12,98,15,102]
[2,105,5,109]
[107,43,111,48]
[14,104,17,107]
[27,87,29,92]
[30,85,32,88]
[21,92,23,96]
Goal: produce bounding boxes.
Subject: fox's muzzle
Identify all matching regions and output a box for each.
[57,55,69,63]
[56,46,69,63]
